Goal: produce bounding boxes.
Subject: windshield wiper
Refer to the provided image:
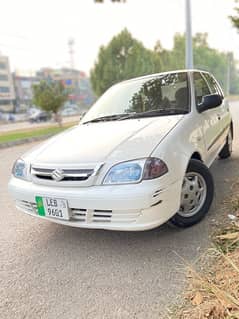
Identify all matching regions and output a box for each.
[120,108,188,120]
[82,108,188,124]
[82,113,132,124]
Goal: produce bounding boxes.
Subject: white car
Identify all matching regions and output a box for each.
[8,70,233,231]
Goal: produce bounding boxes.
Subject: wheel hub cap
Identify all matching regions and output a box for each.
[179,172,207,217]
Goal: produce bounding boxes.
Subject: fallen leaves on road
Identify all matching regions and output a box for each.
[177,246,239,319]
[174,179,239,319]
[191,291,203,306]
[216,232,239,240]
[168,177,239,319]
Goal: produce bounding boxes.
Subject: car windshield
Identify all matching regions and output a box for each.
[82,72,189,124]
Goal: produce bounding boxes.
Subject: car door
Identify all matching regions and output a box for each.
[193,72,222,164]
[203,72,231,144]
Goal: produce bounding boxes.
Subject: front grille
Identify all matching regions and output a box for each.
[16,200,140,224]
[31,167,94,182]
[71,209,140,223]
[71,209,113,223]
[16,200,37,214]
[34,175,89,181]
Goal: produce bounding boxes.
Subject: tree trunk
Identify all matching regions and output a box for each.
[54,112,62,127]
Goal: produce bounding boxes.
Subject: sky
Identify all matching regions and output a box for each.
[0,0,238,75]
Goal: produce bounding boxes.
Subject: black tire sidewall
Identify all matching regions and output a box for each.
[219,130,232,159]
[170,159,214,228]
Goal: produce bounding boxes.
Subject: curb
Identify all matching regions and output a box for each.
[0,133,54,149]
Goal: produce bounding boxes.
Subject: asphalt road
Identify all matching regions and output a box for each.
[1,102,239,319]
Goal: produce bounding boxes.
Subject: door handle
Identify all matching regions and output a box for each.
[217,115,221,120]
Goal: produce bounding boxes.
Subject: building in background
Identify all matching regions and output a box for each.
[36,68,95,108]
[12,73,40,112]
[1,63,95,114]
[0,55,15,113]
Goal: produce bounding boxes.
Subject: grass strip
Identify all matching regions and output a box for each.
[0,123,76,144]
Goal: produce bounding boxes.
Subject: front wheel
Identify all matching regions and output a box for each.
[170,159,214,228]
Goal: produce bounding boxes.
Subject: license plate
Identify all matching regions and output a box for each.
[35,196,69,220]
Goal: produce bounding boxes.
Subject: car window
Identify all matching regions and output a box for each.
[127,73,189,113]
[204,73,224,98]
[203,73,222,96]
[193,72,211,106]
[82,72,189,123]
[203,73,218,94]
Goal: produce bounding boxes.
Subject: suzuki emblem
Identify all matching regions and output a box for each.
[52,169,64,182]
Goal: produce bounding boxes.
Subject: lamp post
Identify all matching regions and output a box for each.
[185,0,194,69]
[226,52,231,96]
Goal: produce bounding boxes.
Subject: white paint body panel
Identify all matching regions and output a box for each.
[8,70,232,231]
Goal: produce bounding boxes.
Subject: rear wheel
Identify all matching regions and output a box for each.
[219,129,232,159]
[170,159,214,228]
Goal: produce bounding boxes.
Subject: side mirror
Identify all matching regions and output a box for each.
[198,94,222,113]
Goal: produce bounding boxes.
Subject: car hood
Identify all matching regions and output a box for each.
[24,115,184,165]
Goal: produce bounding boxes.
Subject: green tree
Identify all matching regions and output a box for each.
[32,80,68,126]
[230,0,239,30]
[154,41,173,71]
[90,29,161,96]
[154,33,239,94]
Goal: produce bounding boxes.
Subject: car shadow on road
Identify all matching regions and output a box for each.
[36,212,208,268]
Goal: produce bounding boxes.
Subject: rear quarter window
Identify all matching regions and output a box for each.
[203,73,224,98]
[193,72,211,106]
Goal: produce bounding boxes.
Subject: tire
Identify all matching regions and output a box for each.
[219,129,232,159]
[170,159,214,228]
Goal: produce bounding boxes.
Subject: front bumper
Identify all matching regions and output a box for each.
[8,177,182,231]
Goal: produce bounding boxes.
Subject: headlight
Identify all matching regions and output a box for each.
[12,159,28,180]
[103,158,168,185]
[103,159,145,185]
